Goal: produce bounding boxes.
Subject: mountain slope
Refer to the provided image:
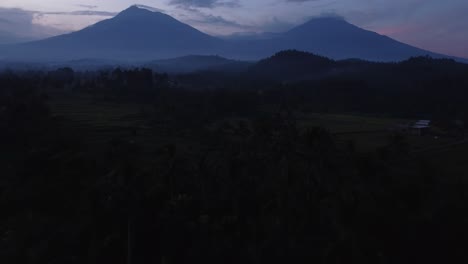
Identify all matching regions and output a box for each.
[0,7,465,63]
[225,17,445,61]
[248,50,336,80]
[247,50,468,83]
[0,31,37,45]
[2,5,222,61]
[281,17,438,61]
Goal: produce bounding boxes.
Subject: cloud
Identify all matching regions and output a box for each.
[310,12,344,20]
[76,4,98,9]
[133,5,167,13]
[0,7,118,43]
[169,0,240,8]
[189,13,253,30]
[0,8,65,44]
[285,0,320,2]
[194,14,247,28]
[44,10,118,16]
[32,10,116,32]
[172,6,252,35]
[260,17,296,32]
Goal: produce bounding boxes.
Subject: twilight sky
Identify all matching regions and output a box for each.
[0,0,466,58]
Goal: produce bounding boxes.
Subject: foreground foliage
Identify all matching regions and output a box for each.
[1,63,468,263]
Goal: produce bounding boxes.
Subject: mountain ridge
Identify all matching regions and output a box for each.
[0,5,465,63]
[2,5,222,61]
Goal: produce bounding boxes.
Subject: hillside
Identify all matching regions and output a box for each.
[0,6,465,62]
[2,6,222,61]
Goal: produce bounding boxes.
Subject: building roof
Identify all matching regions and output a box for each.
[412,125,430,129]
[415,120,430,124]
[411,120,431,129]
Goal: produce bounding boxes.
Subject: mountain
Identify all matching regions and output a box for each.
[0,31,37,45]
[248,50,336,80]
[247,50,468,83]
[281,17,441,61]
[225,17,451,62]
[0,6,465,63]
[1,5,222,61]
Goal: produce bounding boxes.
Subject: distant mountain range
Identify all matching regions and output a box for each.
[246,50,468,82]
[171,51,468,90]
[145,55,251,73]
[0,5,466,63]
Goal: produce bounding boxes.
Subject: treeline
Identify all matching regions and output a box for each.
[176,52,468,121]
[5,52,468,122]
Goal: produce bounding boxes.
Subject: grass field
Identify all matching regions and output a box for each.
[295,112,461,153]
[296,112,411,133]
[410,140,468,177]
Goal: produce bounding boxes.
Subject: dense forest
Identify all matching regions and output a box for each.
[1,52,468,263]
